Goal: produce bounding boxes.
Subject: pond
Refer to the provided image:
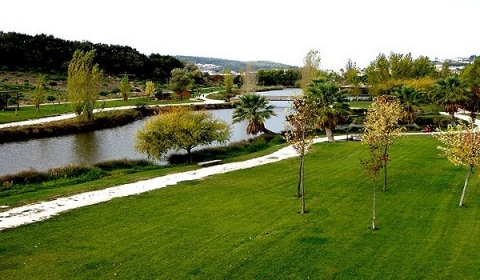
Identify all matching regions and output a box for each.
[0,89,300,176]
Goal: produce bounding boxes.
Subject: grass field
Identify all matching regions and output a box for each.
[0,98,198,124]
[1,136,480,279]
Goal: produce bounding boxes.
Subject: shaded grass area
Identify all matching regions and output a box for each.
[2,136,480,278]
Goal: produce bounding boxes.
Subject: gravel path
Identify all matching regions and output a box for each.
[0,136,338,231]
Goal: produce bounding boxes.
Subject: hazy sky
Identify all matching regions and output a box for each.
[1,0,479,70]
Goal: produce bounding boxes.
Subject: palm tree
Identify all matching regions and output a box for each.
[434,76,468,125]
[306,78,350,142]
[393,85,424,124]
[232,93,277,135]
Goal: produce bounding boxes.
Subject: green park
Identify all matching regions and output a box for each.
[1,32,480,279]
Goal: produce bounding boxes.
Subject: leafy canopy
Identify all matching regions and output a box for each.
[135,107,231,163]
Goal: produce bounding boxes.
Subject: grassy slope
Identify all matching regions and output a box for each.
[1,136,480,279]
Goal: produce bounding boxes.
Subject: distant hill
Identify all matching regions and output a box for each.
[174,55,298,73]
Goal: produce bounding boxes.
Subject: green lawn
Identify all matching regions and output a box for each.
[0,98,199,124]
[1,136,480,279]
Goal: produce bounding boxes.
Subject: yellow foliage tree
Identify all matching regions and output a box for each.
[144,81,155,99]
[361,95,403,230]
[285,94,318,214]
[434,123,480,207]
[135,107,231,163]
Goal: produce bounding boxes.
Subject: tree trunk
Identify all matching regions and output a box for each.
[301,160,306,214]
[383,163,387,192]
[325,128,335,142]
[450,112,456,126]
[296,154,304,197]
[372,176,377,231]
[187,149,193,164]
[459,165,473,207]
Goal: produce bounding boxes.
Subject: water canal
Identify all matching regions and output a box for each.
[0,89,301,176]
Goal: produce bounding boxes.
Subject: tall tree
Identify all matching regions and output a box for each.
[285,94,317,213]
[32,74,46,112]
[305,78,350,142]
[67,49,100,121]
[232,93,277,135]
[362,95,403,192]
[361,95,403,230]
[223,68,234,94]
[135,107,231,163]
[119,74,131,102]
[300,50,321,93]
[434,123,480,207]
[434,76,468,125]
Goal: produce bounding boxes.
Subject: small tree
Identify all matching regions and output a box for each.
[232,93,277,135]
[47,95,57,110]
[361,96,403,231]
[223,69,234,94]
[169,68,194,100]
[434,123,480,207]
[135,107,231,163]
[285,94,317,214]
[362,95,403,192]
[241,63,257,94]
[144,81,155,100]
[33,74,46,112]
[120,74,131,102]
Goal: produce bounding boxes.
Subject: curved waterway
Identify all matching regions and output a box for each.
[0,89,300,176]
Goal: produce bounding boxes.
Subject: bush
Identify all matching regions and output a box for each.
[94,159,153,171]
[167,133,285,165]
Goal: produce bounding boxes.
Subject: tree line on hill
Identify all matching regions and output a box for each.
[0,31,183,81]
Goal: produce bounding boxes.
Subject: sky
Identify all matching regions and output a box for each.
[1,0,479,70]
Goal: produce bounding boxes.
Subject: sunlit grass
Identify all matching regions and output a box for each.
[2,136,480,278]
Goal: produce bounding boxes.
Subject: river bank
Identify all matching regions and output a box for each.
[0,101,233,144]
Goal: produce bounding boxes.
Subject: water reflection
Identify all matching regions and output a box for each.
[0,89,297,176]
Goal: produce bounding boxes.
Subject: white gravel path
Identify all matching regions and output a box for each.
[0,97,224,129]
[0,136,340,231]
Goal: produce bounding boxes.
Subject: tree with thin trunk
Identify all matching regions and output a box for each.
[361,95,403,230]
[434,123,480,207]
[362,95,403,192]
[285,94,317,213]
[120,74,131,102]
[305,78,350,142]
[32,74,46,112]
[300,50,321,92]
[232,93,277,135]
[67,49,100,121]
